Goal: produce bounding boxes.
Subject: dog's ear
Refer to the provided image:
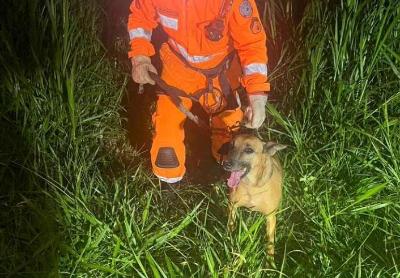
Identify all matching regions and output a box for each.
[263,142,287,156]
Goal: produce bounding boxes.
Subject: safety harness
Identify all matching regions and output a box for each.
[170,46,239,108]
[149,48,241,130]
[149,71,209,129]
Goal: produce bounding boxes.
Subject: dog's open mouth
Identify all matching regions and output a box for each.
[227,169,246,188]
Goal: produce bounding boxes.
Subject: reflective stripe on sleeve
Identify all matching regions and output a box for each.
[129,28,152,41]
[243,63,268,76]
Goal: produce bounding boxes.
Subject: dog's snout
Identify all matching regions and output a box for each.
[223,160,233,170]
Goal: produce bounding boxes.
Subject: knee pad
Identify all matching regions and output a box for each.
[155,147,179,168]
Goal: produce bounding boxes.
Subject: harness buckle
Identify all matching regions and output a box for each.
[205,19,225,42]
[202,88,225,114]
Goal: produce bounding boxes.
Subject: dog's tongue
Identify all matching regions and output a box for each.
[227,170,245,188]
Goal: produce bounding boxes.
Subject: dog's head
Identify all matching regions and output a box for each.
[223,134,286,188]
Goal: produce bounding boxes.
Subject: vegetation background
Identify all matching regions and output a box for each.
[0,0,399,276]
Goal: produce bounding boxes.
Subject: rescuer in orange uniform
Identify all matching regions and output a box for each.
[128,0,270,184]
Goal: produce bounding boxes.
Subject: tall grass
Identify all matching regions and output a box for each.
[0,0,399,277]
[266,0,400,276]
[0,0,129,275]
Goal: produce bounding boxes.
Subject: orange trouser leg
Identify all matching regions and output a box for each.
[151,95,192,183]
[151,44,200,183]
[210,108,244,163]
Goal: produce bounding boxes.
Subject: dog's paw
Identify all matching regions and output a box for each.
[227,221,236,233]
[266,255,276,269]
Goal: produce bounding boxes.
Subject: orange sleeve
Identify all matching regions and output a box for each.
[127,0,158,58]
[228,0,270,94]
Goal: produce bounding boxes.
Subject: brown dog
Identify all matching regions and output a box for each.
[223,133,286,258]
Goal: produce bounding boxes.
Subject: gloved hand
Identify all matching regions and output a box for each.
[244,94,268,129]
[131,55,157,85]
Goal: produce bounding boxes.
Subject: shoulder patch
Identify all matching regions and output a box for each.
[250,17,262,34]
[239,0,253,18]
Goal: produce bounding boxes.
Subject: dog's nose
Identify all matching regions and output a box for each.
[223,160,232,169]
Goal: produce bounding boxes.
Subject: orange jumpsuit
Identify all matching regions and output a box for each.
[128,0,270,183]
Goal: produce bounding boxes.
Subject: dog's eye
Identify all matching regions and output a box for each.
[244,147,254,154]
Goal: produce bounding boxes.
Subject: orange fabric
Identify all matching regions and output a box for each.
[128,0,270,93]
[151,95,191,180]
[150,44,244,179]
[151,96,243,180]
[159,44,206,95]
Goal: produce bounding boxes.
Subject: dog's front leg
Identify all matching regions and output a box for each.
[266,213,276,258]
[227,201,237,233]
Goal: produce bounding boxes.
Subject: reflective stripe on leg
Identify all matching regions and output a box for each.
[155,175,183,184]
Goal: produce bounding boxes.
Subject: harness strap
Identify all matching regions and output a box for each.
[219,0,233,18]
[148,71,209,130]
[148,47,240,131]
[168,44,238,111]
